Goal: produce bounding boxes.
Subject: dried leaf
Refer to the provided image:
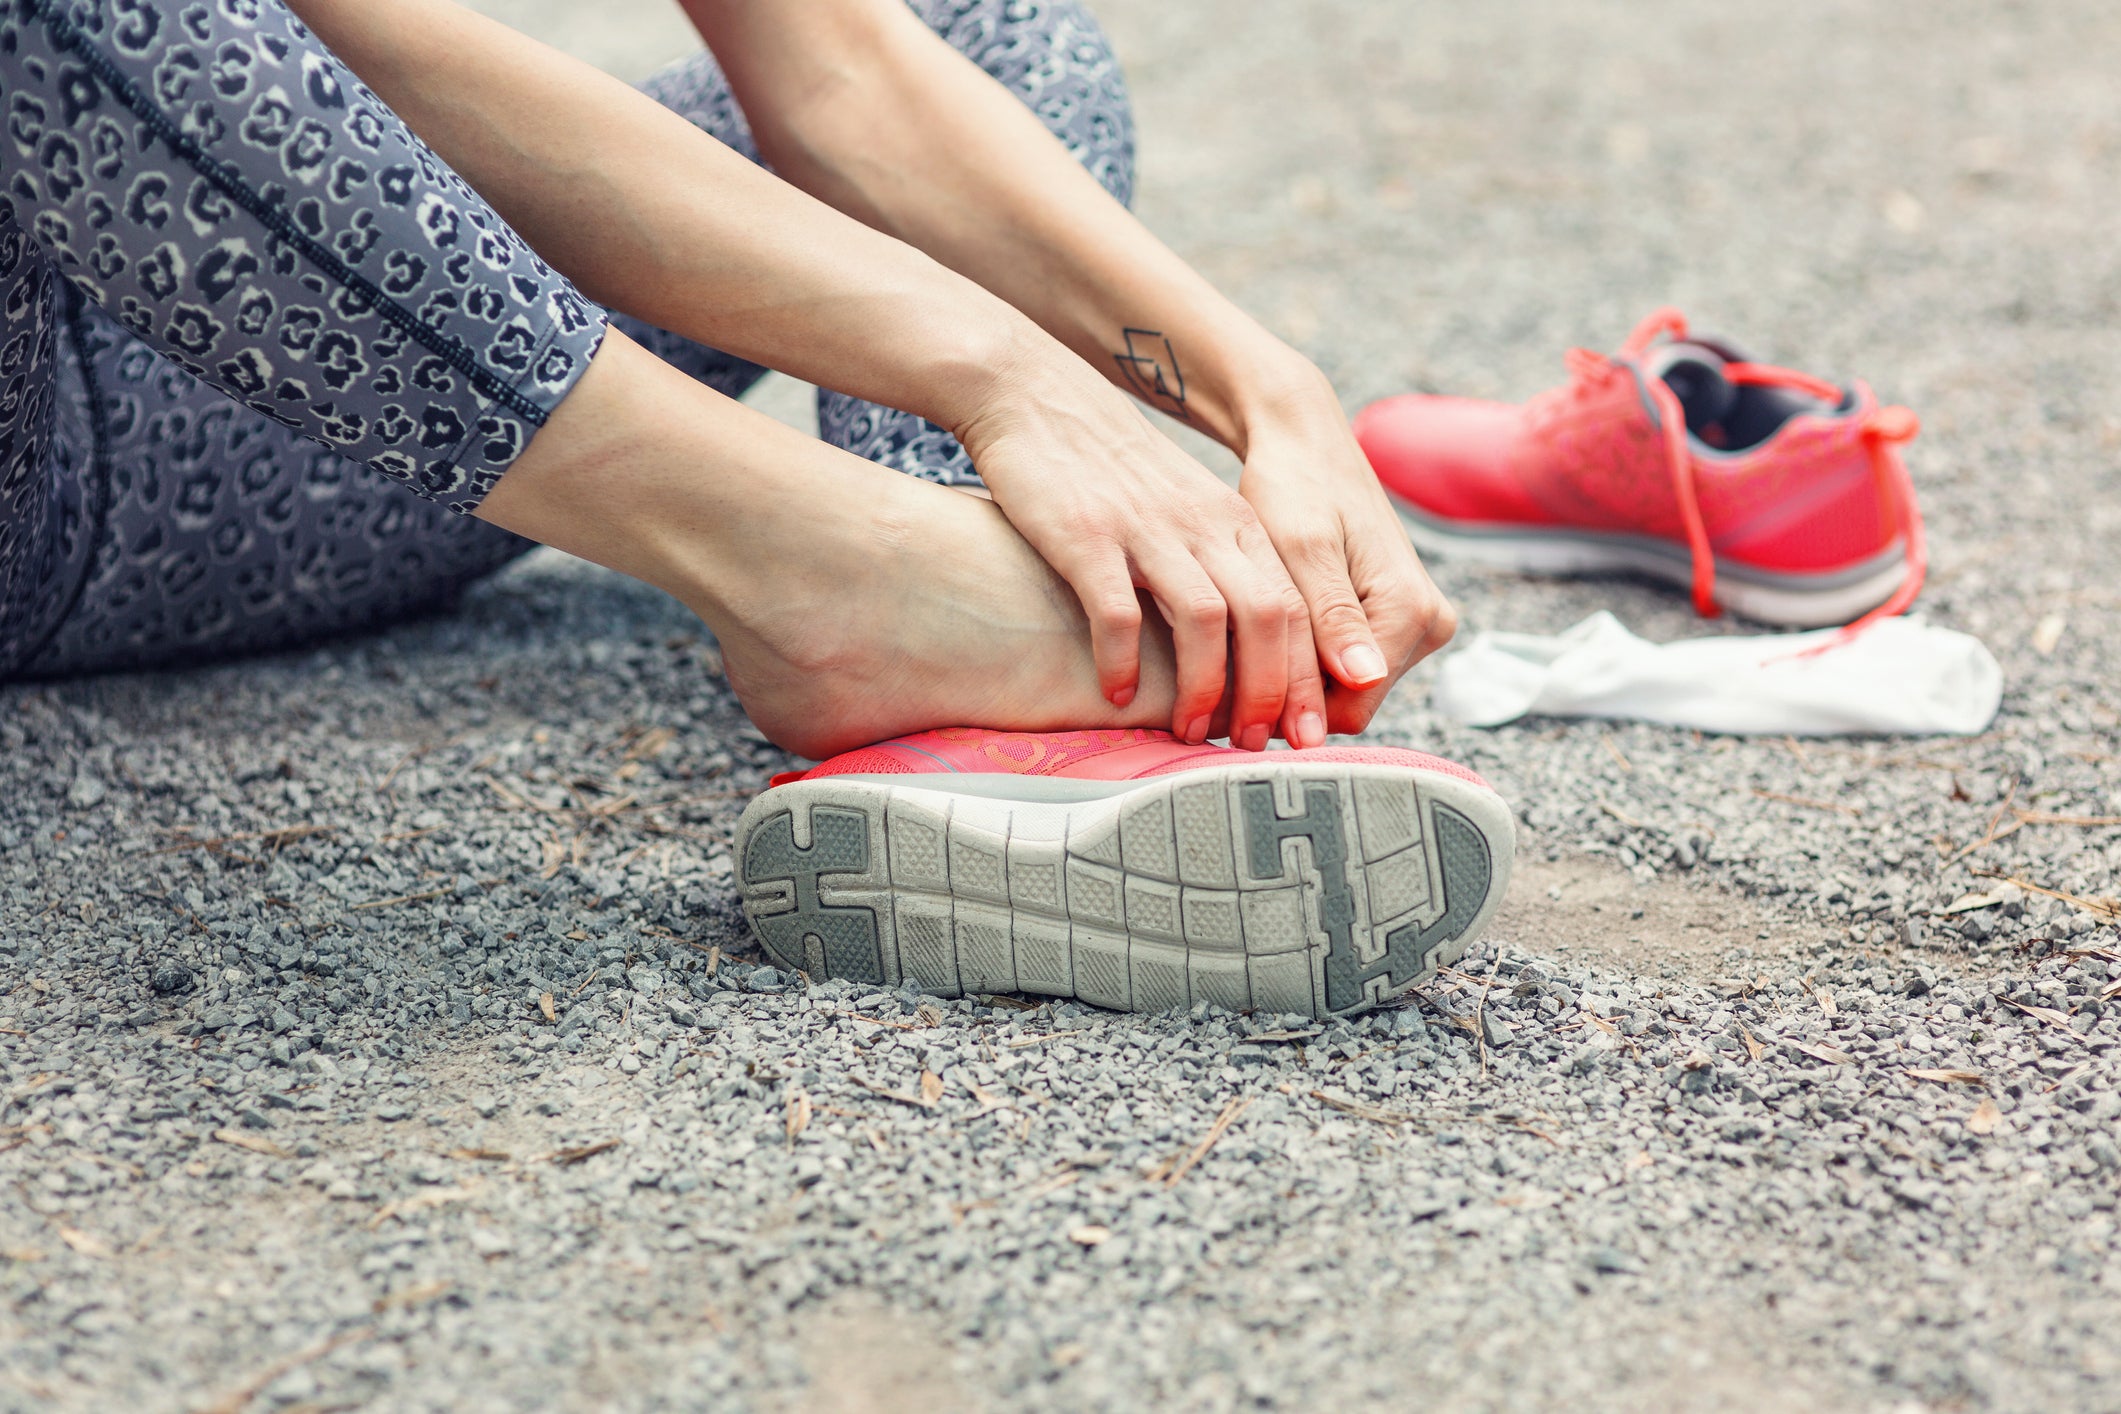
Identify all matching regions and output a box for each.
[2009,1000,2079,1033]
[784,1088,812,1145]
[1624,1151,1654,1172]
[2043,1065,2090,1093]
[1,1246,45,1263]
[851,1076,937,1110]
[1904,1068,1984,1086]
[1966,1098,2002,1135]
[1814,988,1838,1018]
[914,1002,945,1028]
[538,993,556,1025]
[1940,890,2008,916]
[1789,1040,1854,1066]
[967,1082,1011,1116]
[538,838,566,879]
[1737,1024,1767,1063]
[1068,1224,1110,1247]
[57,1226,113,1259]
[1681,1049,1716,1071]
[919,1070,945,1107]
[212,1128,292,1159]
[2032,613,2066,656]
[447,1148,511,1163]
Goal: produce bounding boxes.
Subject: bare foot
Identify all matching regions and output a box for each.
[478,331,1179,758]
[705,470,1180,757]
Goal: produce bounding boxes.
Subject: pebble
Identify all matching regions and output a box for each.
[4,5,2119,1408]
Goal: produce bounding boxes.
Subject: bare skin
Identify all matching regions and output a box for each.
[290,0,1458,755]
[478,331,1182,759]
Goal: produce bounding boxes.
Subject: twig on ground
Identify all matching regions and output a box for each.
[1597,798,1650,830]
[1164,1095,1252,1188]
[1968,867,2121,923]
[198,1326,374,1414]
[1752,789,1861,817]
[1309,1090,1409,1126]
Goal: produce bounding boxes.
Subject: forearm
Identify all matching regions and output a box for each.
[684,0,1323,454]
[284,0,1046,431]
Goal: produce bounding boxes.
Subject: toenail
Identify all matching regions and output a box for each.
[1240,723,1270,752]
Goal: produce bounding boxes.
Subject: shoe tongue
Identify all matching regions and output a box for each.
[1645,340,1738,435]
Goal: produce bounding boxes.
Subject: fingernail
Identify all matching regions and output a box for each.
[1109,683,1136,708]
[1239,723,1270,753]
[1183,715,1211,744]
[1342,644,1389,685]
[1296,712,1325,749]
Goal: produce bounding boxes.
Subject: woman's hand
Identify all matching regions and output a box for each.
[954,346,1327,751]
[1232,366,1459,735]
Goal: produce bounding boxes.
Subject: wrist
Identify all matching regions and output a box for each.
[937,309,1116,455]
[1218,340,1346,461]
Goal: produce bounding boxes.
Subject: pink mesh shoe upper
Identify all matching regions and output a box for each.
[1356,308,1925,625]
[780,727,1492,792]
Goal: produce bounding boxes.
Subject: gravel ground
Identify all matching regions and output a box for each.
[6,1,2121,1411]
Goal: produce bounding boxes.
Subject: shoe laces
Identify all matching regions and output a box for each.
[1564,307,1926,630]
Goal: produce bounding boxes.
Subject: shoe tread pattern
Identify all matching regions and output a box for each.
[736,766,1504,1018]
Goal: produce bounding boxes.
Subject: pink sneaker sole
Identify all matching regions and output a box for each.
[735,756,1515,1020]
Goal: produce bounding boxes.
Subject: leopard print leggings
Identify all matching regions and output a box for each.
[0,0,1133,678]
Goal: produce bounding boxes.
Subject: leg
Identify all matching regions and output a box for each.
[0,210,77,679]
[634,0,1137,485]
[0,0,606,676]
[19,297,534,677]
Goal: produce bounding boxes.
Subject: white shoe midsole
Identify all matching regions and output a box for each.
[1397,507,1909,628]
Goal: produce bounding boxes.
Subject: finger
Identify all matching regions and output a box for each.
[1046,540,1146,707]
[1414,587,1460,663]
[1319,578,1455,736]
[1198,532,1298,752]
[1279,591,1330,749]
[1136,548,1229,744]
[1231,520,1327,748]
[1299,552,1393,696]
[1323,678,1388,737]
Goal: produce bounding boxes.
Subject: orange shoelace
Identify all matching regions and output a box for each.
[1571,307,1926,632]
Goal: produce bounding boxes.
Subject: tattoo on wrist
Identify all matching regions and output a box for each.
[1114,327,1190,421]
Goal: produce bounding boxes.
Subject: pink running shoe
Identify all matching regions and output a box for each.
[1354,308,1926,628]
[735,728,1515,1020]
